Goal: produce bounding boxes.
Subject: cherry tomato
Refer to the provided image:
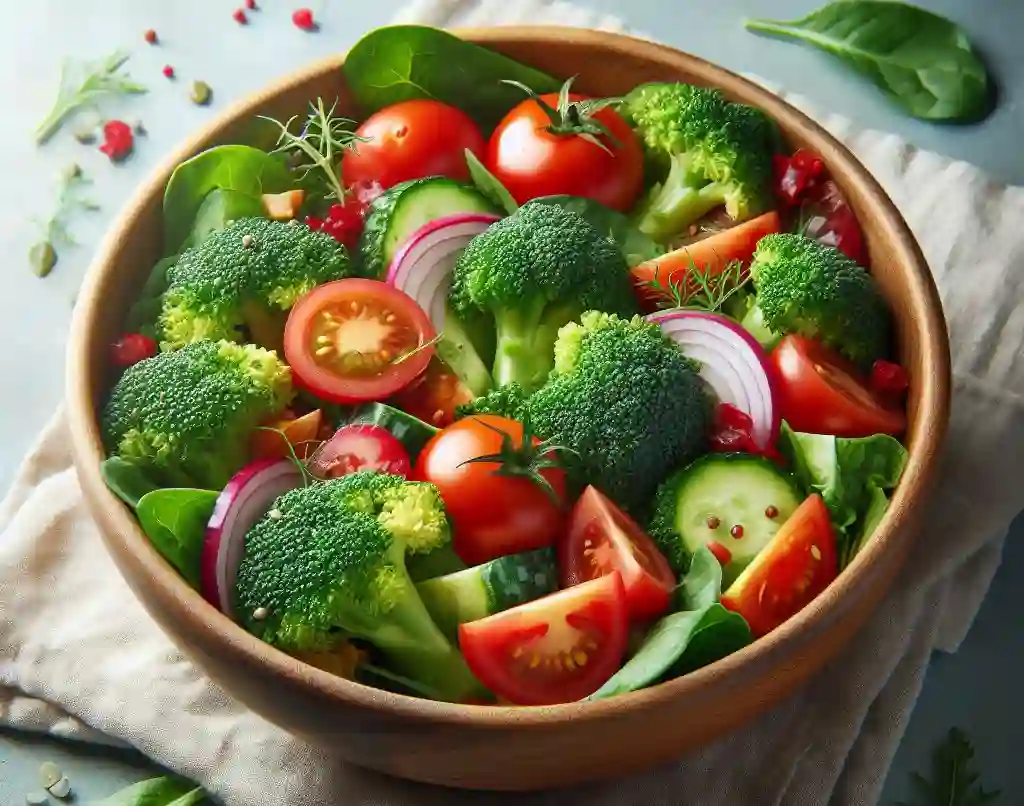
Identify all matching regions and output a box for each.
[283,279,435,404]
[249,409,324,461]
[389,357,475,428]
[340,100,485,191]
[412,415,567,565]
[109,333,157,367]
[801,179,867,265]
[560,486,676,622]
[772,149,825,207]
[721,494,838,637]
[459,572,629,704]
[870,359,910,397]
[485,91,644,212]
[770,335,906,438]
[308,423,411,479]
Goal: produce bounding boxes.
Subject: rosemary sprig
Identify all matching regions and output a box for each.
[30,164,100,277]
[35,50,147,145]
[642,254,751,314]
[391,332,444,366]
[898,727,999,806]
[261,98,368,204]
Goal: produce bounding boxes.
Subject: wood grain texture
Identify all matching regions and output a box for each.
[65,27,951,791]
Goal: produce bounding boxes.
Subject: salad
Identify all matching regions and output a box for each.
[98,25,911,706]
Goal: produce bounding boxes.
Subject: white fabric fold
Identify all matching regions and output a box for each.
[2,1,1022,804]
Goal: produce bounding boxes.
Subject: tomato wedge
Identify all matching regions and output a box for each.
[770,335,906,437]
[630,211,781,308]
[250,409,324,461]
[308,423,412,479]
[284,279,435,404]
[459,572,628,704]
[560,486,676,621]
[721,494,838,637]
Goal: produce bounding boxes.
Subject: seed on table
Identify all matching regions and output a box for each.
[48,777,72,799]
[39,762,62,788]
[26,793,49,805]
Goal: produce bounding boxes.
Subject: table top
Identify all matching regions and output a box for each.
[2,0,1021,803]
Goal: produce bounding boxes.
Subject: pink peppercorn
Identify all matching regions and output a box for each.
[292,8,316,30]
[162,65,175,79]
[233,8,248,24]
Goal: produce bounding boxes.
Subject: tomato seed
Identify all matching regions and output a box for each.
[730,524,744,539]
[706,516,721,530]
[765,505,779,519]
[810,545,822,561]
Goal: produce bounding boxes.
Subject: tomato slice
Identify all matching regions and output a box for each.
[389,357,475,428]
[721,494,838,637]
[770,335,906,438]
[560,487,675,622]
[307,423,412,479]
[459,572,628,704]
[249,408,324,461]
[284,279,435,404]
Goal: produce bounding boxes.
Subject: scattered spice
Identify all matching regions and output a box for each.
[99,119,135,161]
[246,0,258,7]
[34,50,147,145]
[162,64,175,79]
[29,242,58,278]
[292,8,317,30]
[706,515,721,530]
[233,8,248,24]
[144,28,158,44]
[268,508,283,521]
[253,606,270,620]
[73,120,97,143]
[730,524,744,539]
[39,762,62,789]
[190,80,213,106]
[48,777,72,800]
[242,233,255,248]
[109,333,158,367]
[764,505,779,519]
[30,163,99,278]
[132,119,147,136]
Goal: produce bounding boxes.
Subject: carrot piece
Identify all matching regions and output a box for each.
[630,211,781,307]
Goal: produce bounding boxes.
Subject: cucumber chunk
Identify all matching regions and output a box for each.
[344,402,439,460]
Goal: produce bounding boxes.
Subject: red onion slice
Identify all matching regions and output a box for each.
[647,309,779,449]
[386,213,500,329]
[202,459,303,616]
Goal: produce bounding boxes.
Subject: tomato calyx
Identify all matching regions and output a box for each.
[457,417,576,506]
[501,76,623,153]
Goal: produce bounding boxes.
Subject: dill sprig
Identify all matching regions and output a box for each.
[261,98,368,204]
[30,164,100,277]
[642,255,751,314]
[898,727,999,806]
[35,50,147,145]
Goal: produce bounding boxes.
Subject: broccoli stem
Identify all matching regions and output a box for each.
[492,302,579,394]
[636,155,728,242]
[739,301,783,351]
[437,309,494,397]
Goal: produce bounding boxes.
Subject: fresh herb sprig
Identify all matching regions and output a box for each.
[30,163,100,277]
[898,727,1000,806]
[642,256,751,315]
[35,50,147,145]
[261,98,368,204]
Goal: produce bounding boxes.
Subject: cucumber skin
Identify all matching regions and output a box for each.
[356,177,496,280]
[346,402,438,460]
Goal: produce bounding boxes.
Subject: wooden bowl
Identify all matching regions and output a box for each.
[66,27,950,791]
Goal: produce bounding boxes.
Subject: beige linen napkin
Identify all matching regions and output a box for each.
[3,1,1024,804]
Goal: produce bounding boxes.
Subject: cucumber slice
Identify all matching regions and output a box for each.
[345,402,438,460]
[358,177,498,280]
[417,548,558,640]
[653,454,803,587]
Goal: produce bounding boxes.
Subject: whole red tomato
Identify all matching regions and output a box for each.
[485,83,644,212]
[412,414,568,565]
[341,100,486,190]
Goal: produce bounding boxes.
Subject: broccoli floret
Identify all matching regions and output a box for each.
[159,217,352,351]
[449,203,638,394]
[645,466,691,573]
[453,382,531,422]
[527,311,710,512]
[623,83,777,243]
[102,339,293,490]
[234,472,482,701]
[744,233,890,367]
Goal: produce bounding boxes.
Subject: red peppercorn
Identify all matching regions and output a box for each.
[109,333,158,367]
[245,0,257,7]
[98,120,135,162]
[233,8,248,24]
[144,29,158,44]
[292,8,316,30]
[162,65,175,79]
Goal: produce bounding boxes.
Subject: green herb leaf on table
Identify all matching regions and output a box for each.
[342,25,563,131]
[92,775,209,806]
[135,488,219,589]
[525,195,664,267]
[30,164,100,278]
[744,1,994,123]
[34,50,147,145]
[162,145,294,254]
[898,727,1000,806]
[465,149,518,215]
[100,457,161,509]
[587,546,752,699]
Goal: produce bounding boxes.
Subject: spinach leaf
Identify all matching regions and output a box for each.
[342,25,562,131]
[777,421,908,566]
[92,775,208,806]
[588,546,751,699]
[163,145,293,253]
[100,457,161,509]
[183,188,266,250]
[526,195,664,267]
[465,149,518,215]
[136,488,219,589]
[124,254,178,336]
[745,2,994,122]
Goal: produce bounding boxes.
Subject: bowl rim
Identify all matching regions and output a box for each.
[66,25,951,727]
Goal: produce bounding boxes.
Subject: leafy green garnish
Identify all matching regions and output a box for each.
[136,488,219,588]
[745,2,994,122]
[898,728,1000,806]
[642,255,752,314]
[100,457,161,509]
[92,775,208,806]
[465,149,518,215]
[30,164,100,277]
[34,50,147,145]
